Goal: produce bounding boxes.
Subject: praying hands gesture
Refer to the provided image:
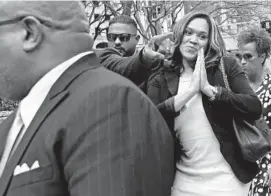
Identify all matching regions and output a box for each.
[190,47,216,99]
[189,48,202,93]
[173,47,217,112]
[173,48,204,111]
[198,48,213,94]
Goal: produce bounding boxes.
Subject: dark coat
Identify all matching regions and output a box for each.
[0,53,174,196]
[96,47,161,93]
[96,48,151,86]
[147,55,262,183]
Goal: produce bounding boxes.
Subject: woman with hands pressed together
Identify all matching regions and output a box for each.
[147,12,262,196]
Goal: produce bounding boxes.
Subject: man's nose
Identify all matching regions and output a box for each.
[114,37,122,45]
[241,57,247,66]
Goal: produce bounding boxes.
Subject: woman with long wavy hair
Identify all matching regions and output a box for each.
[147,11,262,196]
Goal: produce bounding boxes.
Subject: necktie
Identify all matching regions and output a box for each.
[0,108,24,177]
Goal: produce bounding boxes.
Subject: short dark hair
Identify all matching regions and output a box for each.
[237,28,271,57]
[109,15,137,30]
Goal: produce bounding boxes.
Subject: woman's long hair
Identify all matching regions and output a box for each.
[170,11,226,74]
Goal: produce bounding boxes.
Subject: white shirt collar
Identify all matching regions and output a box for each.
[20,51,92,129]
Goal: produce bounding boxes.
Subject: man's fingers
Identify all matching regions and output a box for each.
[156,53,165,60]
[149,32,173,47]
[143,47,165,61]
[145,32,173,59]
[147,38,155,49]
[151,52,165,61]
[155,32,173,42]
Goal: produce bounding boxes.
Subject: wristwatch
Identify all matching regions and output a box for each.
[209,86,218,101]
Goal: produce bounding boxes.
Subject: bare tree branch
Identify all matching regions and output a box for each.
[103,1,121,16]
[85,0,271,43]
[189,1,204,12]
[133,9,149,43]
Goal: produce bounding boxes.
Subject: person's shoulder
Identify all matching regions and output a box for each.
[146,63,174,89]
[86,67,160,111]
[95,47,122,59]
[148,65,166,81]
[222,54,238,64]
[221,54,241,73]
[85,66,144,93]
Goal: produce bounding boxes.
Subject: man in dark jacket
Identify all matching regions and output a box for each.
[96,15,172,92]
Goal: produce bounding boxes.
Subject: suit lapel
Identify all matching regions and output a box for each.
[0,91,69,196]
[48,52,100,99]
[0,52,100,196]
[0,110,17,159]
[164,68,180,96]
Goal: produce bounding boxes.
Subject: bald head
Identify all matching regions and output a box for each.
[0,1,89,33]
[0,1,93,101]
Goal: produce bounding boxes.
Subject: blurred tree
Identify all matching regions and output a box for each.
[83,1,122,40]
[84,0,185,44]
[133,1,184,43]
[186,1,271,35]
[83,1,271,43]
[186,1,271,25]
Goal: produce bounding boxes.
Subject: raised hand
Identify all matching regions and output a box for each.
[142,32,173,62]
[199,47,211,93]
[189,48,202,93]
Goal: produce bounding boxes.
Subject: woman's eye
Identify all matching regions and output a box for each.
[199,35,207,39]
[185,30,192,35]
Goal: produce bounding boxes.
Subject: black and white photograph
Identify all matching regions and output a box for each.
[0,1,271,196]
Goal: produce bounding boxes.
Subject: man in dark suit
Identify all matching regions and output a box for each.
[96,15,173,92]
[0,2,174,196]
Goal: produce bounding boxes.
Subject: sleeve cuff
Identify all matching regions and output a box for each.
[216,86,230,101]
[164,97,180,117]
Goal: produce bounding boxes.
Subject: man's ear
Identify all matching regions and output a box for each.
[21,16,43,52]
[135,35,140,42]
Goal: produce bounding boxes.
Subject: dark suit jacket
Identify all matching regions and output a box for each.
[96,48,160,93]
[147,55,262,183]
[0,53,174,196]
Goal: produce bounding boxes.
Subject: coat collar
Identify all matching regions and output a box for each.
[0,52,100,195]
[163,64,219,96]
[48,52,100,99]
[164,65,180,96]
